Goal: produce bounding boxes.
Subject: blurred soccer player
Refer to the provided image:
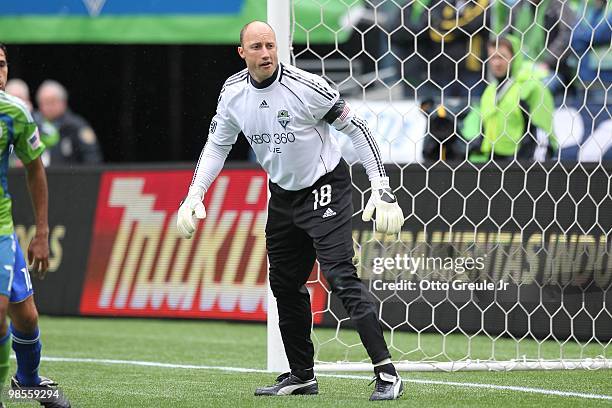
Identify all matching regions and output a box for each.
[0,44,70,408]
[178,21,404,400]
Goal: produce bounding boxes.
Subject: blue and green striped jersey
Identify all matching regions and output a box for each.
[0,90,45,235]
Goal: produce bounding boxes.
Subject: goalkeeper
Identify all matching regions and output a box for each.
[0,44,70,407]
[178,21,404,401]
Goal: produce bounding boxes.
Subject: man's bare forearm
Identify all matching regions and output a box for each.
[24,158,49,237]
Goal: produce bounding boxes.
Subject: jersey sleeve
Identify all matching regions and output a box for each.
[284,68,340,121]
[13,117,45,164]
[307,75,339,120]
[326,99,387,181]
[207,86,241,146]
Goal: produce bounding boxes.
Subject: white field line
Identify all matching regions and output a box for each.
[35,356,612,402]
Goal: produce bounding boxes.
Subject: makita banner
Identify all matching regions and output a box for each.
[78,169,327,321]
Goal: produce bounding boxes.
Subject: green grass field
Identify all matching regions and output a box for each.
[3,316,610,407]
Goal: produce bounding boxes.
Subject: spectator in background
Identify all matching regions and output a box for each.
[387,0,433,96]
[571,0,611,91]
[568,0,611,161]
[5,79,59,167]
[421,101,466,162]
[461,36,557,162]
[426,0,489,99]
[36,80,103,165]
[496,0,577,93]
[5,79,31,111]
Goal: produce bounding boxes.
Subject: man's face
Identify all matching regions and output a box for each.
[238,22,278,83]
[0,50,8,92]
[487,45,513,79]
[37,88,66,121]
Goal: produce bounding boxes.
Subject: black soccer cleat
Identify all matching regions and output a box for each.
[369,371,404,401]
[255,372,319,396]
[11,375,71,408]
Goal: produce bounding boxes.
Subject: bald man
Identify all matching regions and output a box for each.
[5,79,32,111]
[36,80,102,166]
[178,21,405,400]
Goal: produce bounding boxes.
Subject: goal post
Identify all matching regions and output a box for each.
[267,0,612,372]
[266,0,291,373]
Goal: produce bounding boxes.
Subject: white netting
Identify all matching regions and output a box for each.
[281,0,611,371]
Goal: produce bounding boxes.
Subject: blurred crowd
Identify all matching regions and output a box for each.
[375,0,611,163]
[5,79,102,167]
[5,0,610,166]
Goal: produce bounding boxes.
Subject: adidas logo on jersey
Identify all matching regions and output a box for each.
[322,208,337,219]
[259,100,269,109]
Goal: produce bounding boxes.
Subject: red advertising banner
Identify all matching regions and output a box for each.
[80,169,327,322]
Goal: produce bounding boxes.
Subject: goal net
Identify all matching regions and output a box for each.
[268,0,612,371]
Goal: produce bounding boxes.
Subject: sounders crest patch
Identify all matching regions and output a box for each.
[277,110,291,129]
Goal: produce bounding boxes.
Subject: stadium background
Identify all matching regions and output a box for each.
[0,0,610,405]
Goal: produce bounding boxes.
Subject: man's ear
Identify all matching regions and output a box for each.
[238,46,245,60]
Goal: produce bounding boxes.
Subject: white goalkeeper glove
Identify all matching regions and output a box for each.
[177,186,206,239]
[362,177,404,235]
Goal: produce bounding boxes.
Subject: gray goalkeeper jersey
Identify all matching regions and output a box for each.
[209,63,346,191]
